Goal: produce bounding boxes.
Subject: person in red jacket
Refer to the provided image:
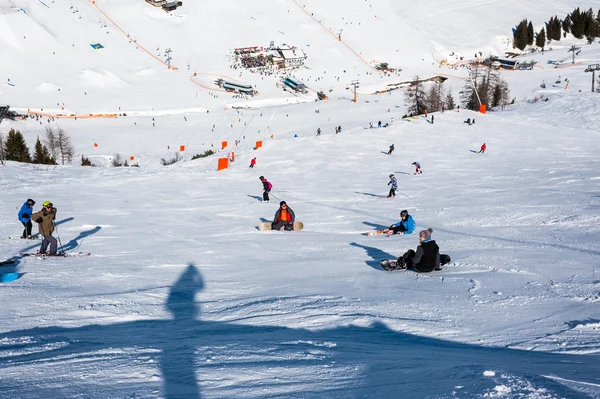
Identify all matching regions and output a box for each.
[271,201,295,231]
[249,157,257,168]
[479,143,486,153]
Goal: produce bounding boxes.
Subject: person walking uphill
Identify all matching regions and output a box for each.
[387,174,397,198]
[259,176,272,203]
[389,210,416,235]
[18,199,36,238]
[31,201,58,255]
[271,201,295,231]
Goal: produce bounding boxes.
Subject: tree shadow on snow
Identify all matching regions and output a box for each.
[0,265,598,398]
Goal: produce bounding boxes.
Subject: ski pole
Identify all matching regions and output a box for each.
[269,192,280,201]
[53,220,64,254]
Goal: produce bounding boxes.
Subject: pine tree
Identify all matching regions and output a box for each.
[514,19,529,50]
[0,133,5,165]
[527,21,534,45]
[536,27,546,50]
[33,136,54,164]
[562,15,571,36]
[553,17,562,40]
[3,129,31,163]
[443,92,455,110]
[547,18,554,41]
[404,76,427,116]
[571,8,584,39]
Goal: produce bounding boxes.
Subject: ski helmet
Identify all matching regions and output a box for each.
[43,201,52,207]
[280,201,287,206]
[389,174,394,178]
[400,210,408,217]
[26,199,35,206]
[259,176,264,180]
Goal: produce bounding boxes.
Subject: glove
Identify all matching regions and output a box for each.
[389,225,394,230]
[21,213,30,219]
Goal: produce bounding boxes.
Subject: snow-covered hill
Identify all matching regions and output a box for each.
[1,0,600,398]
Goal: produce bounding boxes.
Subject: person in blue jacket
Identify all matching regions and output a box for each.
[388,209,415,235]
[18,198,36,239]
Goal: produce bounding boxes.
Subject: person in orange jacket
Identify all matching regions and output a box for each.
[271,201,295,231]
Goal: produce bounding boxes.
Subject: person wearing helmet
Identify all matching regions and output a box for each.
[389,210,416,235]
[271,201,295,231]
[31,201,58,255]
[18,199,36,239]
[259,176,272,203]
[387,174,398,198]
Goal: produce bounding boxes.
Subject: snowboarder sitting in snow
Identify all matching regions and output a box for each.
[18,198,35,239]
[389,210,416,235]
[464,118,471,125]
[387,174,398,198]
[412,161,422,174]
[31,201,58,256]
[398,228,451,272]
[271,201,295,231]
[387,144,395,155]
[259,176,272,202]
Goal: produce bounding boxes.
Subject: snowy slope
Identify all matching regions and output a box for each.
[1,0,600,398]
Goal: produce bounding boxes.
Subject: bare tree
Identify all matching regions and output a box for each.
[56,126,75,164]
[45,126,75,165]
[425,81,444,112]
[44,126,58,160]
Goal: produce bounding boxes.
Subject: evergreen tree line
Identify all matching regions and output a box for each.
[513,7,600,50]
[0,127,75,165]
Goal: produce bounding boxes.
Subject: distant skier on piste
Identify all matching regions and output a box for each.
[18,198,35,239]
[479,143,486,153]
[387,144,394,155]
[259,176,272,203]
[412,161,422,174]
[249,157,257,168]
[387,174,397,198]
[389,210,416,235]
[271,201,295,231]
[31,201,58,256]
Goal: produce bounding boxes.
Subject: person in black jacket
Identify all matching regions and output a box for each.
[399,228,450,272]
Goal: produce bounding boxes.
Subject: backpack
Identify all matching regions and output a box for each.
[267,181,273,190]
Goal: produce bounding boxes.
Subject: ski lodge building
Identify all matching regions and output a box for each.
[272,45,307,68]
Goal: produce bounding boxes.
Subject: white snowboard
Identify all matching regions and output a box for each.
[258,222,304,231]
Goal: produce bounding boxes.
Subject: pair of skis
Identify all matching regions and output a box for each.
[19,252,90,259]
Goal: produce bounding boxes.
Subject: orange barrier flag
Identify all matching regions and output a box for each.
[180,145,185,152]
[217,157,228,171]
[255,140,262,149]
[221,141,227,150]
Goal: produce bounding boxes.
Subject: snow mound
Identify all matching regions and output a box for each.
[36,82,62,92]
[78,68,128,89]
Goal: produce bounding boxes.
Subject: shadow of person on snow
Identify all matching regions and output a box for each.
[0,265,598,398]
[349,242,397,271]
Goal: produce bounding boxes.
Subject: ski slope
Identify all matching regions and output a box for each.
[1,0,600,398]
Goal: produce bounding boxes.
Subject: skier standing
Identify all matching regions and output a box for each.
[259,176,272,202]
[271,201,295,231]
[479,143,486,153]
[387,174,397,198]
[412,161,422,174]
[387,144,395,155]
[18,198,35,239]
[31,201,58,256]
[316,128,321,136]
[389,210,416,235]
[249,157,257,168]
